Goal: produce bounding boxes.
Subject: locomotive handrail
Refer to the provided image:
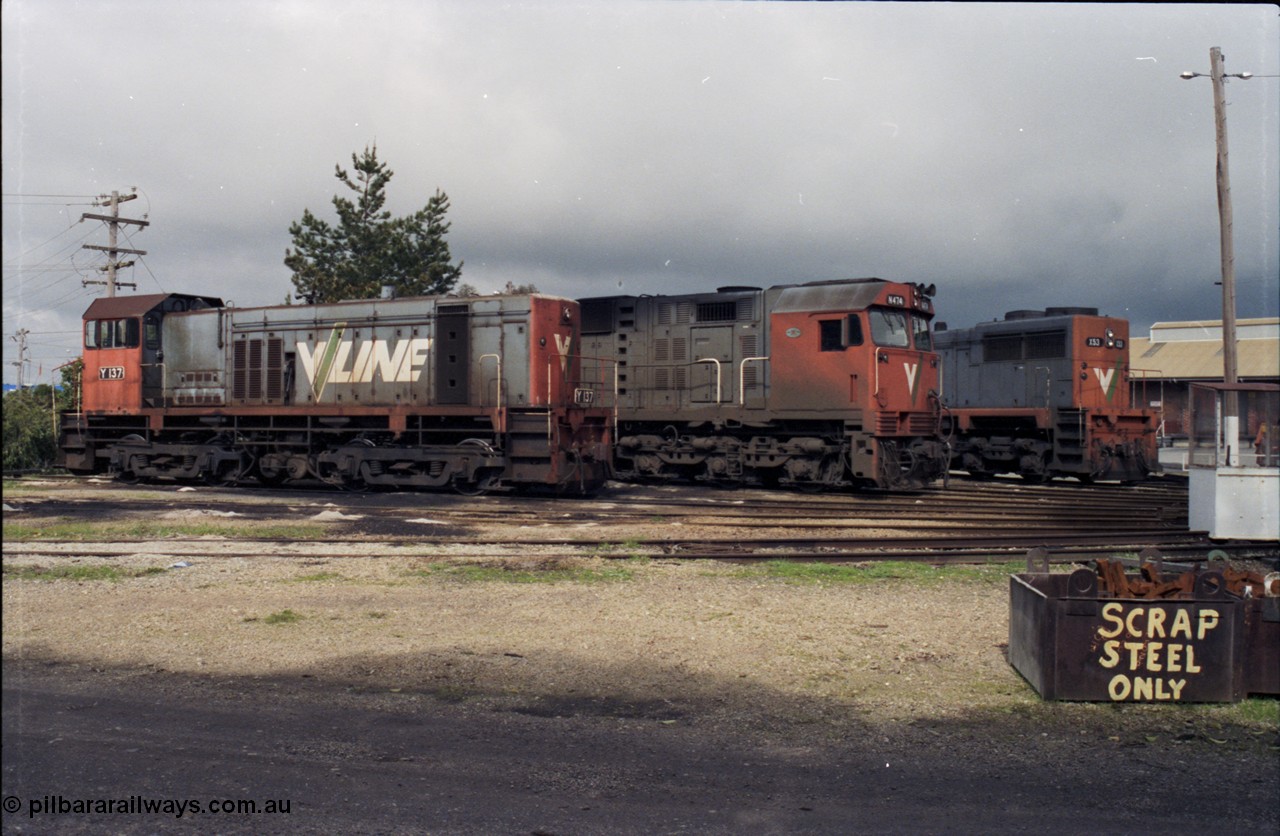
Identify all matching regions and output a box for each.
[479,353,502,408]
[739,356,769,406]
[694,358,722,404]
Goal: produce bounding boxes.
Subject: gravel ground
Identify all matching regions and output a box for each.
[4,552,1016,723]
[3,547,1276,739]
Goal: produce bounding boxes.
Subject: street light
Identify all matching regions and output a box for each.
[1181,47,1253,465]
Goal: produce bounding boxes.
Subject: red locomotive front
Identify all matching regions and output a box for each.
[768,280,944,488]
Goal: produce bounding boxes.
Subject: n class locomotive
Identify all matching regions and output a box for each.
[578,278,950,491]
[58,290,613,494]
[934,307,1159,482]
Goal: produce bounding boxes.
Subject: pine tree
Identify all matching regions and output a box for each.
[284,145,462,303]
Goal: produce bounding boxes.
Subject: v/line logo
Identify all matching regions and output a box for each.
[1093,364,1122,402]
[297,324,432,397]
[294,323,577,398]
[903,361,920,403]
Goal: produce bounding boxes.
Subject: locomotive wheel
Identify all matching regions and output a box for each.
[202,466,237,487]
[339,476,370,493]
[255,464,290,487]
[114,434,148,483]
[453,439,500,496]
[452,473,499,496]
[204,433,250,486]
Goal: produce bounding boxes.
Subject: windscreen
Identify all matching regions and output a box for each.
[869,308,909,348]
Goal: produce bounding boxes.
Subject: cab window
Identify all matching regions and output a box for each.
[911,315,932,350]
[847,314,864,347]
[819,315,865,351]
[85,318,140,349]
[144,315,161,350]
[869,308,909,348]
[819,320,843,351]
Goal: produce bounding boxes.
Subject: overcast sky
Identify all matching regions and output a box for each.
[3,1,1277,385]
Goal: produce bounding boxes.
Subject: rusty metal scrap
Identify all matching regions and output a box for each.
[1093,559,1271,600]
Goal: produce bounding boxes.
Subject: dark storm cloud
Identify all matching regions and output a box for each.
[3,1,1276,382]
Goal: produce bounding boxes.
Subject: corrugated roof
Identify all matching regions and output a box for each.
[1148,317,1279,342]
[1151,317,1280,329]
[1129,336,1280,381]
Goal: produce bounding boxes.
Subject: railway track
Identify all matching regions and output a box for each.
[6,536,1272,565]
[6,473,1274,565]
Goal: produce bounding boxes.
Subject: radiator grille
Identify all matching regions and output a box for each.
[232,337,285,404]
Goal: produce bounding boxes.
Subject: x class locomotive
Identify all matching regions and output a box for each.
[934,307,1158,482]
[578,278,949,490]
[58,291,612,494]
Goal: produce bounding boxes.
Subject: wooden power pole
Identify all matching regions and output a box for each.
[1183,47,1254,465]
[81,189,149,297]
[9,328,29,389]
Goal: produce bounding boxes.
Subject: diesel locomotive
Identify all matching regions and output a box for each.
[578,278,949,491]
[934,307,1158,482]
[58,291,613,494]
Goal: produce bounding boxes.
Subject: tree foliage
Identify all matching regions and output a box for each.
[2,361,83,473]
[453,281,540,297]
[3,385,58,472]
[284,145,463,304]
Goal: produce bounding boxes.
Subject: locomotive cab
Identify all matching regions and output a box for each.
[80,293,224,413]
[770,281,939,416]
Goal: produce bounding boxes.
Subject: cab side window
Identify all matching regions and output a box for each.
[820,315,865,351]
[846,314,864,347]
[85,318,140,349]
[144,315,161,350]
[819,320,844,351]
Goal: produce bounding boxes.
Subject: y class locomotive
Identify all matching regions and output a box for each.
[934,307,1158,482]
[58,290,613,494]
[578,278,949,491]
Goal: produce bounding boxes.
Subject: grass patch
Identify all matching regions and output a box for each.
[2,477,70,495]
[255,609,304,626]
[590,540,646,559]
[1193,697,1280,729]
[737,559,1019,585]
[410,561,635,584]
[291,571,344,583]
[3,520,326,541]
[3,563,167,582]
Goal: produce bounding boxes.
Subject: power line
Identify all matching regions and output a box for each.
[3,223,100,271]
